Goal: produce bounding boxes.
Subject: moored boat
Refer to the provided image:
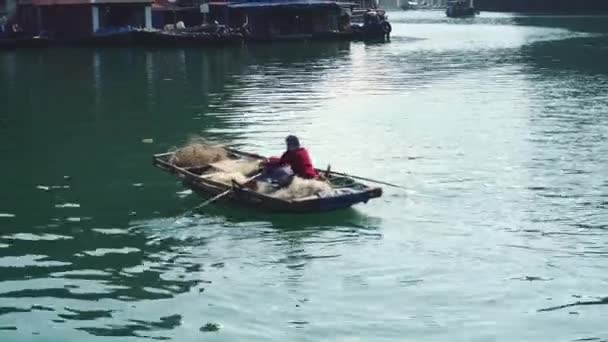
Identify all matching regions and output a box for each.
[401,1,419,11]
[446,0,479,18]
[153,147,383,213]
[350,9,392,41]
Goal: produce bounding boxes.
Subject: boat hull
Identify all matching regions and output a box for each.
[0,36,49,49]
[153,149,383,213]
[64,30,244,47]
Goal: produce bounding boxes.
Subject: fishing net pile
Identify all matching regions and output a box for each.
[169,142,259,186]
[206,171,332,200]
[209,159,262,176]
[258,177,332,200]
[169,143,229,168]
[205,172,250,185]
[168,141,332,200]
[204,159,264,185]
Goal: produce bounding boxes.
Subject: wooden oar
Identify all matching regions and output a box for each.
[326,170,406,189]
[189,171,262,212]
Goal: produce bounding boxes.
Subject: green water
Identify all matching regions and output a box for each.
[1,11,608,341]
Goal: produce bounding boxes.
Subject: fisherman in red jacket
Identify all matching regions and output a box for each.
[241,135,324,191]
[257,135,319,187]
[278,135,319,179]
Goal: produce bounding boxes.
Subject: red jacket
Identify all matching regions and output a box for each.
[278,148,318,179]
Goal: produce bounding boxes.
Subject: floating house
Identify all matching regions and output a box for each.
[17,0,153,38]
[151,0,209,29]
[213,0,353,41]
[5,0,389,44]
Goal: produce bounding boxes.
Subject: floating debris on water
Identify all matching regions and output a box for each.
[55,203,80,208]
[31,305,54,312]
[200,323,221,332]
[289,320,309,326]
[142,287,173,295]
[176,189,192,198]
[0,213,15,218]
[510,275,553,282]
[538,297,608,312]
[83,247,141,257]
[5,233,73,241]
[92,228,128,235]
[36,184,70,192]
[51,185,70,190]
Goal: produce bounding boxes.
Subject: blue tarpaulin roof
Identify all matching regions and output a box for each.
[228,0,341,8]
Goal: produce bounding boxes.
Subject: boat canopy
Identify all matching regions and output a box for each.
[228,0,341,9]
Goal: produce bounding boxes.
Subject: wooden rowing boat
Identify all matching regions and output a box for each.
[152,148,382,213]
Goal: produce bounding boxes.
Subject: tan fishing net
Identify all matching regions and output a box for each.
[258,177,332,200]
[169,143,229,168]
[168,141,332,200]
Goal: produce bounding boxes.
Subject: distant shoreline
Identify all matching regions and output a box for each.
[475,0,608,14]
[478,10,608,15]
